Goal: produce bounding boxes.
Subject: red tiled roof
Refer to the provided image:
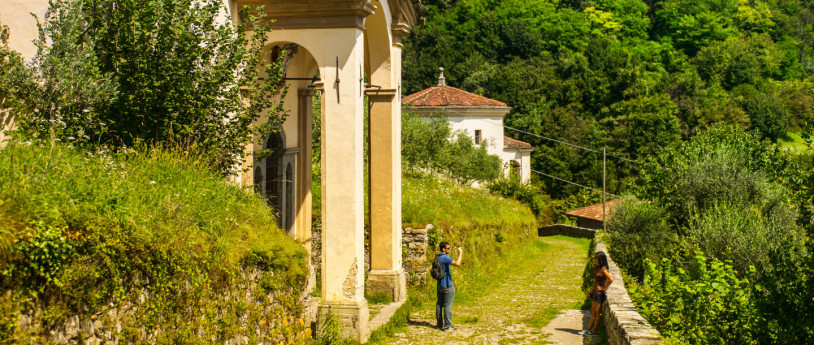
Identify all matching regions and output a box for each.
[565,199,621,222]
[402,86,508,107]
[504,136,533,149]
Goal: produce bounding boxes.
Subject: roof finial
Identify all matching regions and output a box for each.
[438,67,446,87]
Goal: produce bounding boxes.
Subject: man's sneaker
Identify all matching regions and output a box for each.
[577,329,592,335]
[443,327,457,332]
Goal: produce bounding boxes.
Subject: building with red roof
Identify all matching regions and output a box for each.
[565,199,620,229]
[402,68,534,182]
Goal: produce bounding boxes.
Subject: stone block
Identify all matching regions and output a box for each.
[318,300,370,343]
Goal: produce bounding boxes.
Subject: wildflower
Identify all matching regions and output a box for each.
[150,181,156,185]
[68,199,73,204]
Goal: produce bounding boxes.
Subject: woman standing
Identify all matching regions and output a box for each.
[579,251,614,336]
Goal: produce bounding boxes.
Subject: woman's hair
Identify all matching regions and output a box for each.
[595,251,609,270]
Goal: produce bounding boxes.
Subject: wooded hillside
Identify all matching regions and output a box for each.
[404,0,814,197]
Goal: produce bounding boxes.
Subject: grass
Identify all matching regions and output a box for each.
[402,172,536,229]
[780,131,811,153]
[0,141,309,342]
[373,235,594,344]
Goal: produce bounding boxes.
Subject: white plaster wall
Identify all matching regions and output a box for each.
[445,115,504,156]
[3,0,235,60]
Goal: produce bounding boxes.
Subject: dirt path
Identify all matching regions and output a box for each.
[389,236,593,345]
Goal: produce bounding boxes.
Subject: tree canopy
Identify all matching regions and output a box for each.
[404,0,814,197]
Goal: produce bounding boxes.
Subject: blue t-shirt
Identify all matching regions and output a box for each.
[438,253,454,288]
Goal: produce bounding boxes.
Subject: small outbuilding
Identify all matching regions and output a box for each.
[565,199,620,230]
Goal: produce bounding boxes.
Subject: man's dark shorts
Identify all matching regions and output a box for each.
[590,291,606,303]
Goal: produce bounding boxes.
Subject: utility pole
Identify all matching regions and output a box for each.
[602,147,606,232]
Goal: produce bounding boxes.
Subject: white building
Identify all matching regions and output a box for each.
[402,68,533,182]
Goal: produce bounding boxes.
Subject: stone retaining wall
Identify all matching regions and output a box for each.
[596,242,663,345]
[538,224,597,238]
[402,225,431,286]
[10,268,310,344]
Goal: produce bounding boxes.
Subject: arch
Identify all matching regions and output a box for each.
[509,160,521,180]
[263,41,320,86]
[365,1,394,87]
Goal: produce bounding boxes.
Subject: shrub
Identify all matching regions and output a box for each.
[630,253,760,345]
[605,197,677,280]
[686,198,801,280]
[11,0,287,175]
[487,176,551,220]
[638,124,789,228]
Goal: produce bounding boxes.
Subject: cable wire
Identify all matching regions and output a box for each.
[531,169,621,198]
[501,125,638,163]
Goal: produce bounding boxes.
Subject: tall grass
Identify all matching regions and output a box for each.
[402,172,535,229]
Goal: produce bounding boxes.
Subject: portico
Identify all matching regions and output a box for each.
[234,0,420,341]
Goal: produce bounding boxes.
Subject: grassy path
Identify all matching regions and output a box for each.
[386,235,592,345]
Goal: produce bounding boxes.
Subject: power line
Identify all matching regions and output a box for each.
[501,125,638,163]
[530,169,621,198]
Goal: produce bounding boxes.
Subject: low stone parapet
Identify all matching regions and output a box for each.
[538,224,597,238]
[596,242,663,345]
[537,225,663,345]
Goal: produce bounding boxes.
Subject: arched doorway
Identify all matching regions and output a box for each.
[264,129,286,228]
[509,160,521,179]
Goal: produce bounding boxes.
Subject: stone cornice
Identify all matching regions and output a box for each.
[237,0,376,30]
[406,106,512,118]
[389,0,421,42]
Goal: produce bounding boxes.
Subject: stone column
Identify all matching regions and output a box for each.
[366,88,406,302]
[296,88,316,254]
[318,28,369,342]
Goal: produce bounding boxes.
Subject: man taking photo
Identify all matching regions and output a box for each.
[435,241,462,331]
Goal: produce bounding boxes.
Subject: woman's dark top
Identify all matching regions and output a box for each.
[594,267,609,291]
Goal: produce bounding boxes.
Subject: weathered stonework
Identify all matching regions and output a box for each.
[402,224,431,286]
[343,258,359,300]
[312,222,432,290]
[9,268,310,344]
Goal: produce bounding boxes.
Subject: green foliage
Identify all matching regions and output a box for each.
[732,83,791,141]
[11,0,286,175]
[638,124,792,226]
[0,16,29,119]
[403,0,814,201]
[686,199,800,279]
[0,141,308,342]
[605,197,678,280]
[486,175,551,221]
[630,253,760,344]
[402,113,501,184]
[402,173,535,230]
[614,125,814,343]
